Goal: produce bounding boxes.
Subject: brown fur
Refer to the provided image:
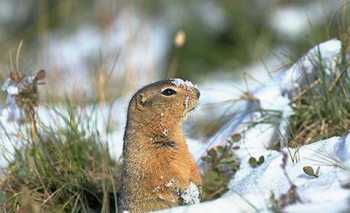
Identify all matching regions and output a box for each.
[119,80,202,213]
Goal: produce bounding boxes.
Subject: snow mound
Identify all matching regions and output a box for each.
[164,39,350,212]
[163,135,350,213]
[229,135,350,211]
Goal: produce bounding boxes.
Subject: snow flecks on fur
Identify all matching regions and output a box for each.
[153,178,175,193]
[162,128,169,136]
[165,178,175,188]
[152,186,161,193]
[171,78,197,90]
[184,96,190,109]
[180,182,200,205]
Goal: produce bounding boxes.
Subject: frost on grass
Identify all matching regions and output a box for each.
[0,105,121,212]
[1,70,45,123]
[180,182,201,205]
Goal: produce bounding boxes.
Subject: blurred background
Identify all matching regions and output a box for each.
[0,0,347,102]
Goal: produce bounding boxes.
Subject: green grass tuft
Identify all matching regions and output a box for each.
[287,4,350,147]
[289,40,350,147]
[1,107,121,213]
[201,135,240,201]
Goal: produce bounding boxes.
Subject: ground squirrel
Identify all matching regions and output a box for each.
[119,79,202,213]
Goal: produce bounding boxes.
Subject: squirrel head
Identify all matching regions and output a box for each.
[127,79,200,135]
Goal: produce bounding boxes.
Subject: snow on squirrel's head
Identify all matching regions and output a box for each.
[127,79,200,133]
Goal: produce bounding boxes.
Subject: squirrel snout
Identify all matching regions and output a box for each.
[194,88,200,99]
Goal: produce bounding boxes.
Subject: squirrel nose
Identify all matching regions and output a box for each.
[194,88,200,99]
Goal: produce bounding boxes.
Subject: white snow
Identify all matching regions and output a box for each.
[162,39,350,212]
[171,78,197,90]
[1,39,350,212]
[0,100,128,169]
[158,193,256,213]
[280,39,341,97]
[4,85,19,95]
[0,72,44,123]
[180,182,201,205]
[228,135,350,206]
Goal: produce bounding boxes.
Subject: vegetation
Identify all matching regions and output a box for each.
[288,21,350,147]
[0,0,340,81]
[1,1,350,212]
[201,134,240,201]
[1,107,120,212]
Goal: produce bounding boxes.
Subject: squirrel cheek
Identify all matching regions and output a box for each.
[184,96,190,110]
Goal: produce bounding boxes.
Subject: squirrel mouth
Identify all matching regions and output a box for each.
[184,105,197,117]
[183,94,199,117]
[187,106,196,113]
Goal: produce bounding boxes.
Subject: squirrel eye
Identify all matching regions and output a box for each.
[161,88,177,96]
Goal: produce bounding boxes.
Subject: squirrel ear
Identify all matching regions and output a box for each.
[135,93,147,110]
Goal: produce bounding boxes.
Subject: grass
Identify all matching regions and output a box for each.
[0,98,244,212]
[0,102,242,212]
[0,106,121,212]
[286,3,350,147]
[0,67,242,212]
[0,62,244,213]
[1,4,350,212]
[288,38,350,147]
[201,135,240,201]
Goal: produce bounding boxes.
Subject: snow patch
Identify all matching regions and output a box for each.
[167,39,350,212]
[180,182,200,205]
[171,78,197,90]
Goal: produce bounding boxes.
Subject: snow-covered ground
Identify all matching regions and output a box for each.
[1,39,350,212]
[163,135,350,213]
[162,40,350,212]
